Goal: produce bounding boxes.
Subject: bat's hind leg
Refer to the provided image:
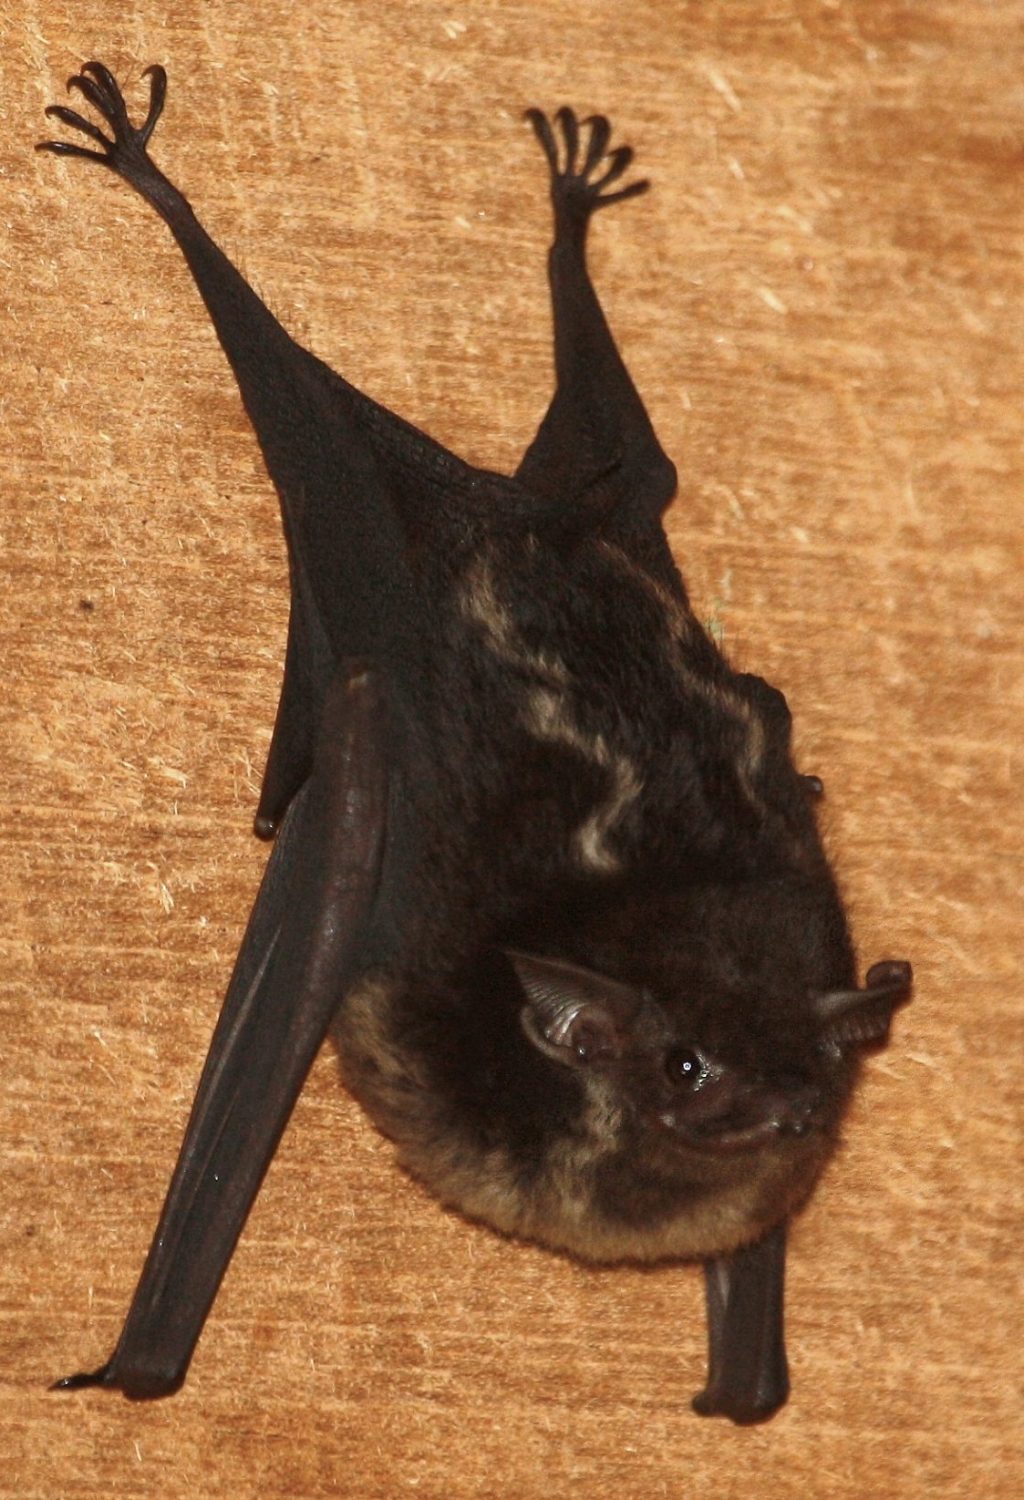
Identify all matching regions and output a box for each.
[516,107,675,525]
[40,62,416,838]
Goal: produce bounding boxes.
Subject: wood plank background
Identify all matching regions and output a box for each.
[2,2,1021,1496]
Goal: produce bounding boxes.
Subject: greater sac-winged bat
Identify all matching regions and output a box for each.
[39,61,912,1425]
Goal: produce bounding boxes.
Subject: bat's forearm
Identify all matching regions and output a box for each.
[693,1221,790,1425]
[54,668,388,1400]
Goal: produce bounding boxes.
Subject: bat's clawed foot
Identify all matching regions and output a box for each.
[525,106,649,227]
[37,60,167,180]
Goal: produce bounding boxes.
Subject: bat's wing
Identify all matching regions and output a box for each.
[692,1220,790,1425]
[54,668,389,1398]
[517,108,678,531]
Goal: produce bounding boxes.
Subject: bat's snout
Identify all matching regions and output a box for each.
[657,1073,824,1154]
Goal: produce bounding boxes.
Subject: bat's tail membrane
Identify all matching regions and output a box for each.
[53,668,388,1399]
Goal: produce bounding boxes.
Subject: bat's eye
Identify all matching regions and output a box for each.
[665,1046,704,1087]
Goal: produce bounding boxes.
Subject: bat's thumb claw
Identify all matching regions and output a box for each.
[50,1361,113,1392]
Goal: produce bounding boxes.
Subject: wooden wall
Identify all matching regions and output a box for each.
[3,3,1021,1495]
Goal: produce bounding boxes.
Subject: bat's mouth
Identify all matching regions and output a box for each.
[657,1085,821,1154]
[660,1115,810,1154]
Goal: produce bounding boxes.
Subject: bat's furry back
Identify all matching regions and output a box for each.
[333,498,865,1261]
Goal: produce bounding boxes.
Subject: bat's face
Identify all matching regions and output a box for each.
[341,915,909,1267]
[503,944,911,1262]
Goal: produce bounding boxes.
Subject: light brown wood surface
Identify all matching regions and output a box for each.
[2,3,1021,1496]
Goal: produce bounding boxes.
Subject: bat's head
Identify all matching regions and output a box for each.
[510,949,912,1146]
[504,896,911,1260]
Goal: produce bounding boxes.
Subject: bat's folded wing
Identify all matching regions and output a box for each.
[56,665,389,1399]
[693,1220,790,1424]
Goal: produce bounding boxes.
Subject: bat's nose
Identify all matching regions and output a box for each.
[772,1082,823,1138]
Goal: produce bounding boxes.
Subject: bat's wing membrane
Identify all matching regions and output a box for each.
[56,668,389,1398]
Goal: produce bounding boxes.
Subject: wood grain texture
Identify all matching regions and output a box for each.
[2,1,1021,1495]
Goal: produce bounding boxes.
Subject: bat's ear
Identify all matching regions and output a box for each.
[812,960,913,1052]
[504,949,645,1068]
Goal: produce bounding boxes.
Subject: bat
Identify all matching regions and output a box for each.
[38,61,912,1425]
